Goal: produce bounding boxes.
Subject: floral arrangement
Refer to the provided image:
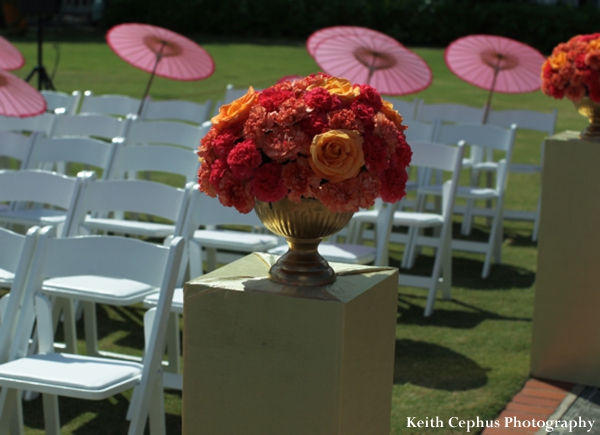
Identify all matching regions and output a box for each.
[197,73,412,214]
[541,33,600,102]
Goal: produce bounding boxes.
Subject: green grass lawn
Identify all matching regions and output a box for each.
[4,29,589,434]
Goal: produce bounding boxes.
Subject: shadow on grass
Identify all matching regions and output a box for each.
[393,339,489,391]
[23,390,182,434]
[397,293,532,329]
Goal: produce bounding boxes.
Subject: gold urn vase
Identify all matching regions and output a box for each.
[574,96,600,141]
[254,198,353,287]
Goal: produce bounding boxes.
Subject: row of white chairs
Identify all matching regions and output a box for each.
[0,225,184,434]
[385,98,557,241]
[41,89,213,126]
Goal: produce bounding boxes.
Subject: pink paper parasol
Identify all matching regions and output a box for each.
[444,34,545,122]
[0,36,24,71]
[0,69,46,117]
[309,28,432,96]
[306,26,373,57]
[106,23,215,114]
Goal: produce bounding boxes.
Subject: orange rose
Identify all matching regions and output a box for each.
[587,39,600,52]
[211,86,257,130]
[380,100,406,130]
[309,76,360,103]
[309,129,365,183]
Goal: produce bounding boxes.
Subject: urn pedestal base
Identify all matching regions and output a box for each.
[182,253,398,435]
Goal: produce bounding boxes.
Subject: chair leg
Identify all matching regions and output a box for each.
[83,301,100,356]
[482,206,502,279]
[148,378,166,435]
[42,394,61,435]
[165,312,181,374]
[0,388,24,435]
[53,297,78,354]
[441,231,452,300]
[424,280,437,317]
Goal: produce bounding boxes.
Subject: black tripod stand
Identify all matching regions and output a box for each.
[25,12,54,90]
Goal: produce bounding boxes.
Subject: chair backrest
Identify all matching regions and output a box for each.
[416,102,486,124]
[486,108,557,136]
[107,140,199,185]
[383,97,421,120]
[0,169,89,213]
[0,131,39,169]
[26,136,118,178]
[403,118,439,143]
[176,186,266,240]
[0,226,40,363]
[41,90,82,115]
[50,113,130,141]
[141,98,213,125]
[0,113,56,136]
[435,122,517,153]
[124,118,208,151]
[65,178,190,237]
[410,140,466,218]
[78,90,141,117]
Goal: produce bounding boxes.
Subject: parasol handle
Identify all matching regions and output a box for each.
[483,57,502,124]
[138,41,166,116]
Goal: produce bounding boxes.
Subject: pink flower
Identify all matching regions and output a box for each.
[282,157,320,202]
[227,139,262,180]
[315,178,361,213]
[261,125,311,162]
[251,162,288,202]
[328,109,363,132]
[272,97,307,126]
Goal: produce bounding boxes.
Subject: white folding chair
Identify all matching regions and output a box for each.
[124,117,209,151]
[383,97,422,120]
[140,97,213,125]
[0,226,39,291]
[0,170,91,236]
[41,90,81,115]
[0,227,185,435]
[49,113,129,141]
[107,139,199,185]
[415,102,486,124]
[78,90,141,117]
[0,130,39,170]
[25,135,118,179]
[177,186,279,278]
[0,113,56,136]
[417,123,517,278]
[66,176,190,242]
[485,108,557,241]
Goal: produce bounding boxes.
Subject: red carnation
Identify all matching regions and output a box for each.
[304,87,341,112]
[357,84,383,111]
[299,112,329,137]
[350,101,376,132]
[227,139,262,180]
[282,157,320,202]
[212,128,239,159]
[380,161,409,203]
[217,172,255,214]
[362,133,390,173]
[259,87,295,112]
[208,158,229,193]
[251,162,288,202]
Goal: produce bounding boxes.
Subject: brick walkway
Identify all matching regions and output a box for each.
[482,378,575,435]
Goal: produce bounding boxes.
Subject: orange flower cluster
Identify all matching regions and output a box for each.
[198,73,412,214]
[542,33,600,102]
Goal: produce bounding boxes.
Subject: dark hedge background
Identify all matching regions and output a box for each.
[99,0,600,53]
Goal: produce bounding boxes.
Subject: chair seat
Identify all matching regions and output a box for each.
[393,212,444,227]
[268,242,376,265]
[0,353,141,397]
[83,217,175,238]
[0,209,66,226]
[194,229,279,252]
[0,268,14,283]
[144,287,183,313]
[43,275,157,305]
[419,185,498,200]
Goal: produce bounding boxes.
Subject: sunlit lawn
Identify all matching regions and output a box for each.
[4,28,588,434]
